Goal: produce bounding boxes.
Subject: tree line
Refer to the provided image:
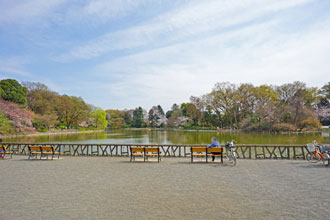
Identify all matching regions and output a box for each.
[107,81,330,132]
[0,78,329,134]
[0,79,107,134]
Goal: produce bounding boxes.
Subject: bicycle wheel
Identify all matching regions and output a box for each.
[306,152,319,163]
[322,153,330,166]
[229,151,236,166]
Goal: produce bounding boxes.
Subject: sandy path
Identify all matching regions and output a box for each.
[1,156,329,220]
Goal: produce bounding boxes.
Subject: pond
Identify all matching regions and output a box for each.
[3,129,330,145]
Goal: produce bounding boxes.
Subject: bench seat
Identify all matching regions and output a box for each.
[28,146,60,160]
[191,147,223,163]
[130,147,162,162]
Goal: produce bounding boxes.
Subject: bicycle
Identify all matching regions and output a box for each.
[224,140,237,166]
[319,145,330,167]
[306,141,330,166]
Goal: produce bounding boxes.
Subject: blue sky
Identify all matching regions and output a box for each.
[0,0,330,111]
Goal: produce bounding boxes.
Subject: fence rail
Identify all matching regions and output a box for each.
[1,143,310,160]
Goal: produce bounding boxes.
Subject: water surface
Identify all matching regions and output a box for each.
[3,129,330,145]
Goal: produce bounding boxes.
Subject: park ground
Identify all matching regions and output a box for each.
[1,156,330,220]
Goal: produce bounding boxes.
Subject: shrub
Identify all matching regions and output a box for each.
[299,118,322,131]
[0,98,35,134]
[0,79,27,104]
[32,114,58,130]
[240,118,271,132]
[272,123,297,132]
[0,112,12,134]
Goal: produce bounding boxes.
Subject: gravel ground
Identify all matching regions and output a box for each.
[1,156,330,220]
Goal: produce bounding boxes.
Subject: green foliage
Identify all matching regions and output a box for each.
[254,85,278,105]
[299,118,322,131]
[165,110,173,118]
[157,105,164,116]
[55,95,91,128]
[2,79,326,133]
[90,108,107,129]
[241,118,271,132]
[132,107,144,128]
[106,109,132,129]
[0,112,12,134]
[321,82,330,99]
[24,82,59,115]
[0,79,27,104]
[32,114,58,131]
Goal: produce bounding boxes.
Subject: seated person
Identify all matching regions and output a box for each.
[208,137,220,161]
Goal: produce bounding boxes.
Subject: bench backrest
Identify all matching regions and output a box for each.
[131,147,145,153]
[41,146,54,152]
[208,147,223,153]
[29,146,41,151]
[191,147,207,153]
[145,147,160,153]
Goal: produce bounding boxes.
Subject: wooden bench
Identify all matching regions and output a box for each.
[0,145,13,159]
[130,147,145,162]
[41,146,60,160]
[28,146,60,160]
[191,147,223,163]
[130,147,162,162]
[145,147,162,163]
[208,147,223,163]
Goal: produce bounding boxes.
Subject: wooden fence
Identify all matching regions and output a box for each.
[1,143,310,160]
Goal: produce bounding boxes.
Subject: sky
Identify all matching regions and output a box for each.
[0,0,330,111]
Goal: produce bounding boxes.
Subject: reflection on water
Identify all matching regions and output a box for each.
[3,129,330,145]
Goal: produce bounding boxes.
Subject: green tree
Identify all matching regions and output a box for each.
[157,105,165,116]
[23,81,59,115]
[132,107,144,128]
[207,82,238,127]
[254,85,278,106]
[32,114,58,131]
[106,109,126,128]
[321,82,330,99]
[122,110,133,127]
[0,79,27,104]
[91,107,107,129]
[55,95,91,128]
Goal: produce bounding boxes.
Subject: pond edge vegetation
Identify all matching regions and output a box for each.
[0,79,329,136]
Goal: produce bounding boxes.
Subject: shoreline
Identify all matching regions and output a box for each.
[125,127,324,134]
[0,129,105,138]
[1,128,327,139]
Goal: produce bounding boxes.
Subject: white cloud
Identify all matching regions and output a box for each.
[1,0,328,111]
[56,0,314,61]
[0,67,30,77]
[0,0,67,25]
[0,57,31,77]
[88,14,330,110]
